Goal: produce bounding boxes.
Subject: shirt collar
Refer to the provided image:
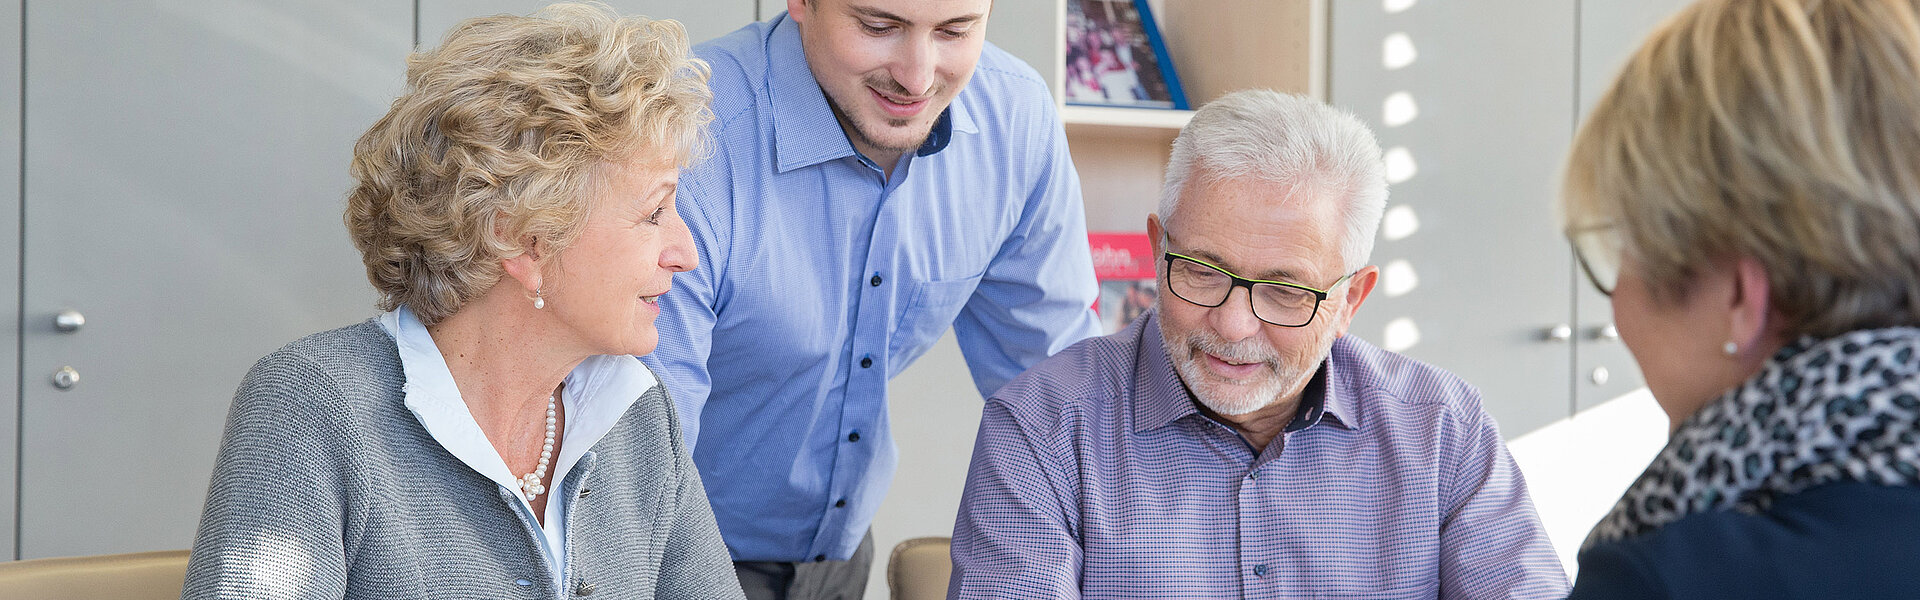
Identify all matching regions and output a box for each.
[1131,308,1355,434]
[1133,310,1200,431]
[379,305,655,499]
[766,12,974,174]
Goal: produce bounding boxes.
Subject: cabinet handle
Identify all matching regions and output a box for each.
[51,366,79,390]
[54,309,85,333]
[1591,323,1619,342]
[1543,324,1573,343]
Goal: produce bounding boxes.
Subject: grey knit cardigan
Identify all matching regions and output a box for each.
[182,321,746,600]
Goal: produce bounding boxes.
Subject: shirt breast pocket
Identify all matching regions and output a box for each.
[887,274,983,371]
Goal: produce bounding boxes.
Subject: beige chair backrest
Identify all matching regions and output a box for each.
[0,550,189,600]
[888,536,952,600]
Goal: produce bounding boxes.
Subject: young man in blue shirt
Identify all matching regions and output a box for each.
[643,1,1103,598]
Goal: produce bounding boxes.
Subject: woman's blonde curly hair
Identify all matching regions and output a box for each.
[345,2,711,325]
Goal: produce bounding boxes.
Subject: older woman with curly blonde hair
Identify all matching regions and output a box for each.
[1562,0,1920,597]
[181,4,743,599]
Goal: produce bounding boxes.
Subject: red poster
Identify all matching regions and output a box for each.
[1089,232,1159,333]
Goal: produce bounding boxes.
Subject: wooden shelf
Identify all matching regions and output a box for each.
[1060,105,1193,131]
[1049,0,1325,229]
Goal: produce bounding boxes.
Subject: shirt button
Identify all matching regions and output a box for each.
[815,554,827,562]
[1253,564,1268,577]
[860,356,873,368]
[1248,470,1261,481]
[847,431,861,442]
[514,578,533,587]
[573,581,596,596]
[870,273,883,286]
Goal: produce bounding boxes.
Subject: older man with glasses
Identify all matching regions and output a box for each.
[947,90,1568,599]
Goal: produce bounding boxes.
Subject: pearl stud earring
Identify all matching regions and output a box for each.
[1723,341,1737,356]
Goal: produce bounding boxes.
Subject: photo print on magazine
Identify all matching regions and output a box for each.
[1065,0,1189,109]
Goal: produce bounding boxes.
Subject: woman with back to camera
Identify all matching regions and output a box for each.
[1560,0,1920,597]
[181,4,745,598]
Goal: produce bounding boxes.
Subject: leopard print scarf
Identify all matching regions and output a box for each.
[1582,327,1920,551]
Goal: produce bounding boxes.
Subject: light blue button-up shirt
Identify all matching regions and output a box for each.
[642,13,1102,562]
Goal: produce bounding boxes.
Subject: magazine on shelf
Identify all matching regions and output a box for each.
[1089,231,1158,334]
[1064,0,1189,110]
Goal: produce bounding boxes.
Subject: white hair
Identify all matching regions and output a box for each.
[1159,90,1388,273]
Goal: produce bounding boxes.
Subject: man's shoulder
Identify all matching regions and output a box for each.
[955,42,1057,125]
[678,23,773,226]
[987,328,1138,427]
[1330,335,1485,415]
[693,21,772,129]
[971,42,1051,97]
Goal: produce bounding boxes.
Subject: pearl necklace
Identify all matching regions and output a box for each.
[517,394,557,500]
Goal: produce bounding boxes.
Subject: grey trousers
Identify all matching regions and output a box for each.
[732,531,875,600]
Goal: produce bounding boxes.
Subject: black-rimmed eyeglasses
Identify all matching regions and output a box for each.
[1162,251,1352,327]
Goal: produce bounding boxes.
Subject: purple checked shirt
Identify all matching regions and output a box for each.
[950,310,1568,599]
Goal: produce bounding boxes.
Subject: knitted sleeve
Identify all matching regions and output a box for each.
[182,349,357,600]
[651,383,746,599]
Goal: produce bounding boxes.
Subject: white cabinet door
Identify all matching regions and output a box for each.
[18,0,408,559]
[1332,0,1579,439]
[0,0,19,559]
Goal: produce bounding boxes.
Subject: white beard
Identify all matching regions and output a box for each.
[1162,319,1327,417]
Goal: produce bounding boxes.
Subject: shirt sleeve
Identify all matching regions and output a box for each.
[1435,404,1572,599]
[950,106,1102,398]
[182,354,355,600]
[641,147,732,453]
[948,400,1082,599]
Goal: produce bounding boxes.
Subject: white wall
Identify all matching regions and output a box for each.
[870,332,979,599]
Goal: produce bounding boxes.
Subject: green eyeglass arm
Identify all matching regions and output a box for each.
[1165,251,1354,300]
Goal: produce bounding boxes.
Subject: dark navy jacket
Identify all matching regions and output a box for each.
[1568,481,1920,599]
